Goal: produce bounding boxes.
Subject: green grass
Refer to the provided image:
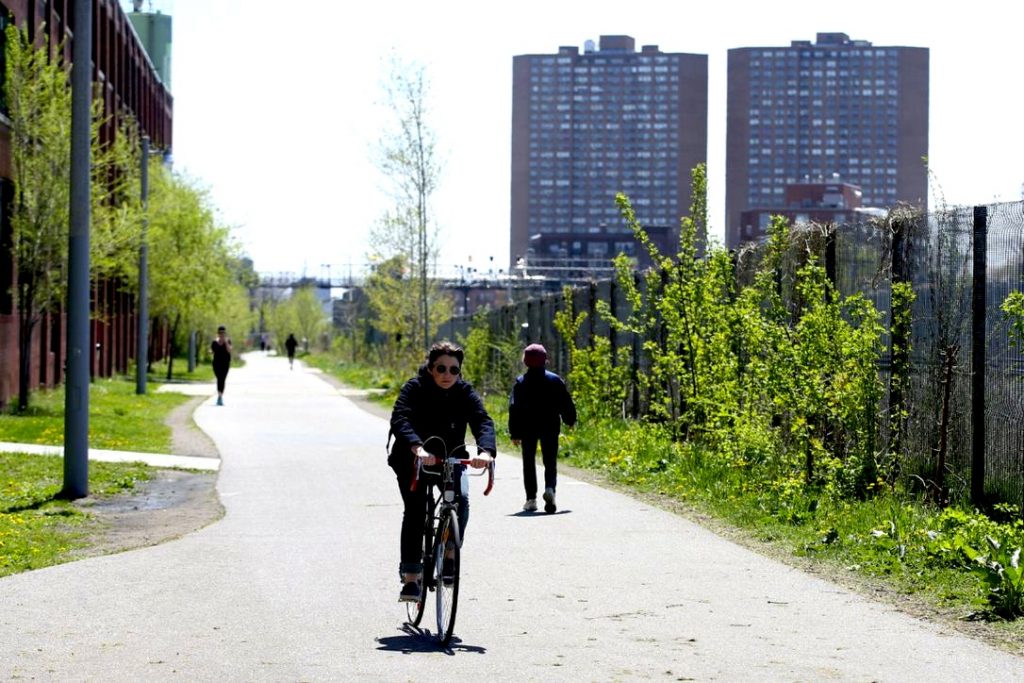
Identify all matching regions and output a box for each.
[0,374,207,577]
[0,378,193,452]
[303,352,401,405]
[0,452,151,577]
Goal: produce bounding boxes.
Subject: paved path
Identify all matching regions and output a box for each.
[0,441,219,471]
[1,352,1022,681]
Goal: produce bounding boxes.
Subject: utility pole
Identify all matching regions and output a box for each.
[136,135,150,394]
[62,0,93,499]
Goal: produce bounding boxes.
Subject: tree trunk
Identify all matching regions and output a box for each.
[165,313,180,380]
[17,314,36,412]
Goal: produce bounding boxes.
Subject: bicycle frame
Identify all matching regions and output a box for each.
[405,440,495,644]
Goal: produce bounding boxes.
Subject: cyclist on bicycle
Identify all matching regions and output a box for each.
[388,341,496,603]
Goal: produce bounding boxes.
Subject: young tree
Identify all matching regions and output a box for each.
[291,285,327,352]
[91,115,145,282]
[375,58,444,352]
[363,254,422,372]
[266,295,298,354]
[146,165,237,378]
[5,25,72,411]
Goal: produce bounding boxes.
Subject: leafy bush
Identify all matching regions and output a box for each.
[459,310,521,397]
[555,167,887,509]
[553,299,629,420]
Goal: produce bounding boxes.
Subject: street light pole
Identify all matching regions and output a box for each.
[62,0,93,499]
[135,135,150,395]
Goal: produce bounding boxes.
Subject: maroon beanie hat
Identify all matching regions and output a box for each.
[523,343,547,369]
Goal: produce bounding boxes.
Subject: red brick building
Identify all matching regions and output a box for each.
[737,179,880,242]
[0,0,172,408]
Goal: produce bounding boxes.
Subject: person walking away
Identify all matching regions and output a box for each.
[285,333,298,370]
[508,343,577,513]
[211,325,232,406]
[388,341,496,603]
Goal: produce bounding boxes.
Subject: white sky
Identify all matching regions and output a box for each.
[121,0,1024,277]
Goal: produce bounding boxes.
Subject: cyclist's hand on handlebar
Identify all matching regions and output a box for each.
[413,446,438,466]
[469,452,493,469]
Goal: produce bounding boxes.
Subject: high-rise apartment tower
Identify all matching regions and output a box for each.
[511,36,707,268]
[725,32,928,246]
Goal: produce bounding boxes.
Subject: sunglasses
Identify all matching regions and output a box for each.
[431,364,461,376]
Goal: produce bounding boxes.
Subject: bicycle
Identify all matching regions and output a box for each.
[404,439,495,646]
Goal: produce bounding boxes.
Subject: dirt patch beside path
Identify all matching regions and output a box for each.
[73,468,222,558]
[71,391,223,559]
[167,395,219,457]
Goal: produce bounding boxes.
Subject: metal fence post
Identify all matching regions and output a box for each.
[971,205,988,506]
[888,215,910,474]
[825,223,837,298]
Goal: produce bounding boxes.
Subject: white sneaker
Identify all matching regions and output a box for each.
[522,499,537,512]
[543,488,556,514]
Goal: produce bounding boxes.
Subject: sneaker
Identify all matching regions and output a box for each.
[543,488,556,514]
[398,581,421,602]
[442,558,456,584]
[216,396,223,406]
[522,498,537,512]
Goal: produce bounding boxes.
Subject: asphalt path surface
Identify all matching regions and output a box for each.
[2,353,1023,681]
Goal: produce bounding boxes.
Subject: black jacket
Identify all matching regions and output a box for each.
[508,368,577,439]
[388,366,496,473]
[210,340,231,372]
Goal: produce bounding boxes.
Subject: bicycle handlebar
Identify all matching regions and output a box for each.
[410,456,495,496]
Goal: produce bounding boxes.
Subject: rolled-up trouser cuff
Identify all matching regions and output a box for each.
[399,562,423,576]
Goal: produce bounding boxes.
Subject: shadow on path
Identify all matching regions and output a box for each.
[507,509,573,518]
[376,623,487,655]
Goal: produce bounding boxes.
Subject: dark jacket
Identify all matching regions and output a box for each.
[388,366,497,473]
[211,340,231,372]
[508,368,577,439]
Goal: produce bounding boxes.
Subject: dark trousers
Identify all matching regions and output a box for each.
[396,468,469,575]
[214,366,229,394]
[521,432,559,500]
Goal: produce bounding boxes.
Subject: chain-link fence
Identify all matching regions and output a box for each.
[443,201,1024,510]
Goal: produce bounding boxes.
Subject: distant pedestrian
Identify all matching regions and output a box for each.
[211,325,232,406]
[508,343,577,513]
[285,333,298,370]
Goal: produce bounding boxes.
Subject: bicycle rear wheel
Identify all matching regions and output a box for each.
[434,508,460,645]
[405,505,433,626]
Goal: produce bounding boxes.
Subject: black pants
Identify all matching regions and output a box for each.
[521,432,559,500]
[396,467,469,575]
[214,366,229,394]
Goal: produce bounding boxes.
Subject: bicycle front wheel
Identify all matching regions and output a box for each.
[434,508,461,645]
